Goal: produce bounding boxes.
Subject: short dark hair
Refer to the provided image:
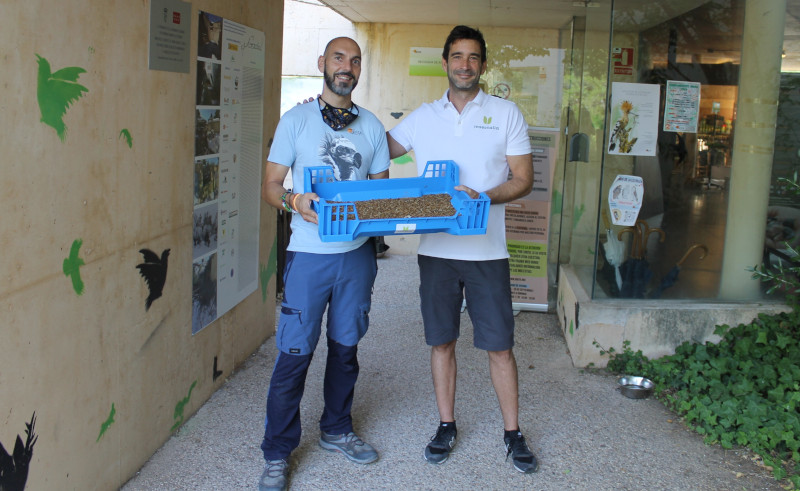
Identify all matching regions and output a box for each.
[442,25,486,64]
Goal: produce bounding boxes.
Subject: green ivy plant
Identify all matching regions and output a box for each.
[595,313,800,487]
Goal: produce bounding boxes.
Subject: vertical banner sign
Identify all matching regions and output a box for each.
[505,129,560,312]
[192,11,265,334]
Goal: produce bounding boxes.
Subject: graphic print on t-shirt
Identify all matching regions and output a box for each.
[319,133,363,180]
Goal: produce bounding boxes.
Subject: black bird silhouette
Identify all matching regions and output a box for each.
[213,356,223,382]
[137,248,170,310]
[0,412,38,491]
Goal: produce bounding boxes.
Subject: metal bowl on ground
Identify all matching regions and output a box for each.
[617,375,655,399]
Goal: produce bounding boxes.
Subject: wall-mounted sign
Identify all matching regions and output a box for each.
[148,0,191,73]
[612,47,634,75]
[409,47,446,77]
[192,11,265,335]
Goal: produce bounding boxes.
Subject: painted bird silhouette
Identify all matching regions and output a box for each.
[137,248,170,311]
[63,238,85,295]
[0,412,37,491]
[97,403,116,442]
[171,380,197,431]
[35,54,89,141]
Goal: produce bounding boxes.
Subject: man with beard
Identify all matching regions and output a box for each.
[387,25,538,474]
[259,37,390,491]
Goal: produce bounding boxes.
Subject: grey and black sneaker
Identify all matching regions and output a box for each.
[504,431,539,473]
[424,422,457,464]
[259,458,289,491]
[319,431,379,464]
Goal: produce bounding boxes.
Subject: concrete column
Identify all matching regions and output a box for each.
[719,0,786,299]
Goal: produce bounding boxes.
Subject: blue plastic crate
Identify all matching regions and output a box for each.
[303,160,490,242]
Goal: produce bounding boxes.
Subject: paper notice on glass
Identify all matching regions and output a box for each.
[608,175,643,226]
[663,80,701,133]
[607,82,660,156]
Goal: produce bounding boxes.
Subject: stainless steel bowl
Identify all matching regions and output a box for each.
[617,375,654,399]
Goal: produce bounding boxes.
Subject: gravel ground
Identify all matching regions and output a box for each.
[123,253,783,491]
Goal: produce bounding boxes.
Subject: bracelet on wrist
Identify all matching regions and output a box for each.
[280,191,292,212]
[291,193,301,211]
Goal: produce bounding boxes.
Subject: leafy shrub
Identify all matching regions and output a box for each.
[595,311,800,486]
[594,175,800,486]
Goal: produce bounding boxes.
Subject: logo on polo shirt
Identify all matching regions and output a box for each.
[474,115,499,130]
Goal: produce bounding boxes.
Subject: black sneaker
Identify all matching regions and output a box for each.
[424,423,457,464]
[504,431,539,473]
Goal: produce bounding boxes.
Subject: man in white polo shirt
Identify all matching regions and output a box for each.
[387,25,537,474]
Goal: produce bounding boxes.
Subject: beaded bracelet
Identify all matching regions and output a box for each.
[280,191,292,212]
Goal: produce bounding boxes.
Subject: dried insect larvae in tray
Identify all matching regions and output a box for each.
[331,194,456,220]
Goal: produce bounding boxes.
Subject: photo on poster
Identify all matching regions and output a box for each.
[195,108,220,156]
[193,202,218,259]
[196,60,221,106]
[194,157,219,206]
[192,252,218,334]
[198,11,222,60]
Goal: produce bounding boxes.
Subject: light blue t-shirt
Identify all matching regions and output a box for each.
[268,101,391,253]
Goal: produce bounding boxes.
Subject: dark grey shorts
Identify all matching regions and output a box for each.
[418,255,514,351]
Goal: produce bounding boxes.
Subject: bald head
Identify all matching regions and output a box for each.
[318,37,362,102]
[323,37,361,57]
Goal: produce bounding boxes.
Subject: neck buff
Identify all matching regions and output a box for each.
[319,98,359,131]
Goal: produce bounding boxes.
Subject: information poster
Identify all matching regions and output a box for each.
[192,11,265,334]
[608,175,644,226]
[505,129,559,311]
[664,80,701,133]
[148,0,191,73]
[607,82,660,156]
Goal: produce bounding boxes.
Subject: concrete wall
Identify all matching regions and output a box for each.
[282,0,356,76]
[1,1,283,489]
[557,266,791,367]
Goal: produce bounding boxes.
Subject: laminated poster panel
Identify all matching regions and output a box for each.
[505,129,559,312]
[192,11,265,334]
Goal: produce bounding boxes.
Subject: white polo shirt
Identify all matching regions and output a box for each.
[389,89,531,260]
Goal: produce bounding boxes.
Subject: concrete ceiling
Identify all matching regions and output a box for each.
[314,0,800,71]
[315,0,706,31]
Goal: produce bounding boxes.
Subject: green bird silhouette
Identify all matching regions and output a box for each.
[63,239,85,295]
[119,129,133,148]
[171,380,197,432]
[35,54,89,141]
[97,403,116,442]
